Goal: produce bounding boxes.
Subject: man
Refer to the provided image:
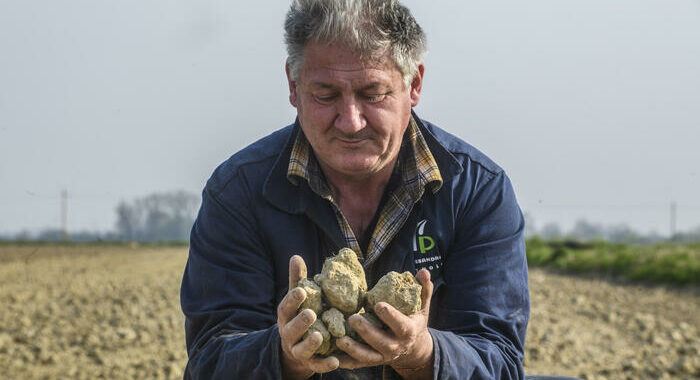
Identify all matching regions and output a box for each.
[181,1,529,379]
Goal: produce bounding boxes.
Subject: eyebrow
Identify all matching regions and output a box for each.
[358,83,384,92]
[310,83,336,90]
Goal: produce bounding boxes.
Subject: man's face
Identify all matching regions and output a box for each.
[286,43,424,180]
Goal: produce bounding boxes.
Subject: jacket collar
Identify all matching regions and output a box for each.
[262,120,346,248]
[262,119,307,215]
[410,110,463,182]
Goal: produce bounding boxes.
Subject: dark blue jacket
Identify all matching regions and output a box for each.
[181,114,529,379]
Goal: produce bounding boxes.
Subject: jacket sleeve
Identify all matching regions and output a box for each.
[430,170,529,380]
[180,177,283,379]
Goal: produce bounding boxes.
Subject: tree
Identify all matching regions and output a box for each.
[116,202,140,240]
[675,226,700,243]
[523,212,537,238]
[540,222,562,240]
[606,224,640,243]
[115,190,199,241]
[570,219,604,241]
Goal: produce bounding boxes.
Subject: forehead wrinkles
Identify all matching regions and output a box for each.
[299,43,399,87]
[302,59,399,90]
[306,67,394,90]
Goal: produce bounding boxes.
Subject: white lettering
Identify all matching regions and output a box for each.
[414,255,441,265]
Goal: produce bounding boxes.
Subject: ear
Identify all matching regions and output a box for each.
[285,61,298,108]
[409,63,425,107]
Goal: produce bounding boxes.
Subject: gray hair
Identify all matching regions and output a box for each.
[284,0,427,87]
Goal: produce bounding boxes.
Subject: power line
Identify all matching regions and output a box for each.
[21,191,124,200]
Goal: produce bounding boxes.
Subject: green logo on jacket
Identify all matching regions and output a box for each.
[418,236,435,254]
[413,219,443,272]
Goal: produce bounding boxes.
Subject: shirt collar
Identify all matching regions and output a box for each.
[286,115,443,197]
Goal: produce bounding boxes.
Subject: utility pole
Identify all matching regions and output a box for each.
[670,201,677,242]
[61,189,68,241]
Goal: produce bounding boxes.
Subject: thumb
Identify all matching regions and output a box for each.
[416,269,433,316]
[288,255,308,291]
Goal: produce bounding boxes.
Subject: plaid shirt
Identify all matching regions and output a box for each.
[287,116,443,268]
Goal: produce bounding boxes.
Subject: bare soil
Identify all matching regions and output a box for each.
[0,245,697,379]
[525,268,699,380]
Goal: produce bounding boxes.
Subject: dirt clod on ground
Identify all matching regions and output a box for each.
[365,271,422,316]
[524,268,699,380]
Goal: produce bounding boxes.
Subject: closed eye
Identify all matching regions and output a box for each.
[313,94,337,104]
[363,93,387,103]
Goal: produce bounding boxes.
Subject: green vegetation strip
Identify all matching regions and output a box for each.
[526,238,700,285]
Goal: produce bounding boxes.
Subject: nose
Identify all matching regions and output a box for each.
[334,97,365,136]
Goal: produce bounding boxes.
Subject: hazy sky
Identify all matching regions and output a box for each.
[1,0,699,236]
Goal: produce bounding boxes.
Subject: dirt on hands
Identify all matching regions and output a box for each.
[303,319,332,356]
[345,311,384,344]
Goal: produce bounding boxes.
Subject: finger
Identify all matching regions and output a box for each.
[288,255,308,291]
[336,337,384,367]
[347,314,399,356]
[416,269,434,315]
[336,352,375,370]
[307,355,340,373]
[280,308,316,347]
[277,287,307,326]
[291,331,323,360]
[373,302,413,339]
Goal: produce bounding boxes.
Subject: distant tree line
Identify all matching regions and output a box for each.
[524,213,700,244]
[4,190,200,243]
[114,190,199,241]
[3,199,700,244]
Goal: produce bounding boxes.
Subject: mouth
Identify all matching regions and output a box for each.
[336,138,367,146]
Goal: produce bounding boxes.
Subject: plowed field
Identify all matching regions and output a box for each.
[0,245,697,379]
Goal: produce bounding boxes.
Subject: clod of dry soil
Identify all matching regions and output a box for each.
[322,308,346,338]
[314,248,368,315]
[365,271,422,316]
[298,248,368,354]
[297,278,323,316]
[304,319,332,356]
[296,249,424,355]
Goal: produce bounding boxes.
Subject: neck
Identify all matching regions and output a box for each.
[318,158,398,239]
[320,158,397,203]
